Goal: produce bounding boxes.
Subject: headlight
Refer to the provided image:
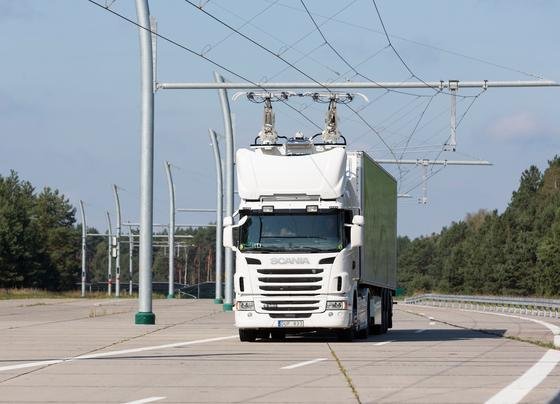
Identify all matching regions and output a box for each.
[326,301,348,310]
[235,301,255,311]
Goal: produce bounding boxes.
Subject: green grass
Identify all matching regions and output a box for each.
[0,288,167,300]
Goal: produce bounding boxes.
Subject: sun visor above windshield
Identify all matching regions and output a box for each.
[236,147,347,200]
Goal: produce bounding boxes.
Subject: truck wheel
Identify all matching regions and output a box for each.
[388,292,393,329]
[372,289,388,335]
[239,329,256,342]
[357,291,370,339]
[337,298,357,342]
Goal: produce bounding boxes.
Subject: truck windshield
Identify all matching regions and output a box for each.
[239,211,342,253]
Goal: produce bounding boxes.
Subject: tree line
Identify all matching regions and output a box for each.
[397,156,560,297]
[0,170,218,291]
[2,156,559,296]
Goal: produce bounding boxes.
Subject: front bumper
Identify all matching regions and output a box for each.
[235,309,351,329]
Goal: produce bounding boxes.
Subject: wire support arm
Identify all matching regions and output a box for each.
[156,80,558,90]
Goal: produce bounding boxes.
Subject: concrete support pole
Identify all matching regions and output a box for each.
[213,72,234,312]
[129,231,133,295]
[79,200,87,298]
[135,0,155,324]
[113,185,122,297]
[106,212,113,296]
[208,129,223,304]
[164,161,175,299]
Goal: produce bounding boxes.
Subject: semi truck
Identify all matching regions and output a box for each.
[223,94,397,341]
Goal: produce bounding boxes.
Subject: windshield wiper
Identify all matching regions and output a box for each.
[290,247,335,252]
[241,247,287,253]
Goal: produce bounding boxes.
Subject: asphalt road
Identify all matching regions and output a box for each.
[0,299,559,403]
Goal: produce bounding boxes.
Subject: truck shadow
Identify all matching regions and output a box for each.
[255,328,507,343]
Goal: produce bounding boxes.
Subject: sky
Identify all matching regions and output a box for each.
[1,0,559,238]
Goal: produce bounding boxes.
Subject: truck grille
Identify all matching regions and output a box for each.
[257,268,324,294]
[255,267,325,314]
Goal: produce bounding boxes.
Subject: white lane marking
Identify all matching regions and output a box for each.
[429,321,436,326]
[414,329,426,334]
[123,397,166,404]
[0,359,64,372]
[0,335,237,373]
[428,316,435,320]
[485,349,560,404]
[373,341,392,346]
[460,309,560,348]
[281,358,327,370]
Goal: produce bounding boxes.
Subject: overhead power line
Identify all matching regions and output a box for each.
[86,0,322,130]
[182,0,402,165]
[265,0,545,81]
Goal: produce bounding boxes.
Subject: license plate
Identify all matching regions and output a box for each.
[277,320,304,328]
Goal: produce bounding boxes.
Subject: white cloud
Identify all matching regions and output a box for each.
[487,111,556,140]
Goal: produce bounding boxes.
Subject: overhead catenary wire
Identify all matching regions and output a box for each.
[182,0,402,166]
[209,0,359,81]
[265,0,546,81]
[201,0,280,56]
[86,0,322,131]
[299,0,436,100]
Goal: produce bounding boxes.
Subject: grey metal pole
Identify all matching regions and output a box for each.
[129,230,133,295]
[106,211,113,296]
[113,185,122,298]
[214,72,234,312]
[164,161,175,299]
[135,0,155,324]
[79,200,87,298]
[375,159,492,166]
[157,79,559,90]
[209,129,223,304]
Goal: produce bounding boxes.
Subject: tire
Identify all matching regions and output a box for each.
[337,295,357,342]
[381,289,389,334]
[356,290,370,339]
[388,292,393,329]
[372,289,388,335]
[239,329,256,342]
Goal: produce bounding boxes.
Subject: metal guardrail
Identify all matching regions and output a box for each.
[404,293,560,319]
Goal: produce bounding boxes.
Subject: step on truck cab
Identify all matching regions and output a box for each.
[223,93,397,342]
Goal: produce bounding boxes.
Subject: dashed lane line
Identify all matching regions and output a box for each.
[485,349,560,404]
[123,397,166,404]
[281,358,328,370]
[0,335,237,373]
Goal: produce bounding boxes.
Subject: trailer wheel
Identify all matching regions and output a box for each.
[239,329,256,342]
[372,289,388,335]
[388,292,393,329]
[357,290,370,339]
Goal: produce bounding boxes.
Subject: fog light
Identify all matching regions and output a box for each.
[326,301,348,310]
[236,301,255,311]
[262,206,274,213]
[306,205,318,213]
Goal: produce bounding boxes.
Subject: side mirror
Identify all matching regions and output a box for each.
[350,215,364,248]
[352,215,364,226]
[223,216,248,250]
[223,216,233,248]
